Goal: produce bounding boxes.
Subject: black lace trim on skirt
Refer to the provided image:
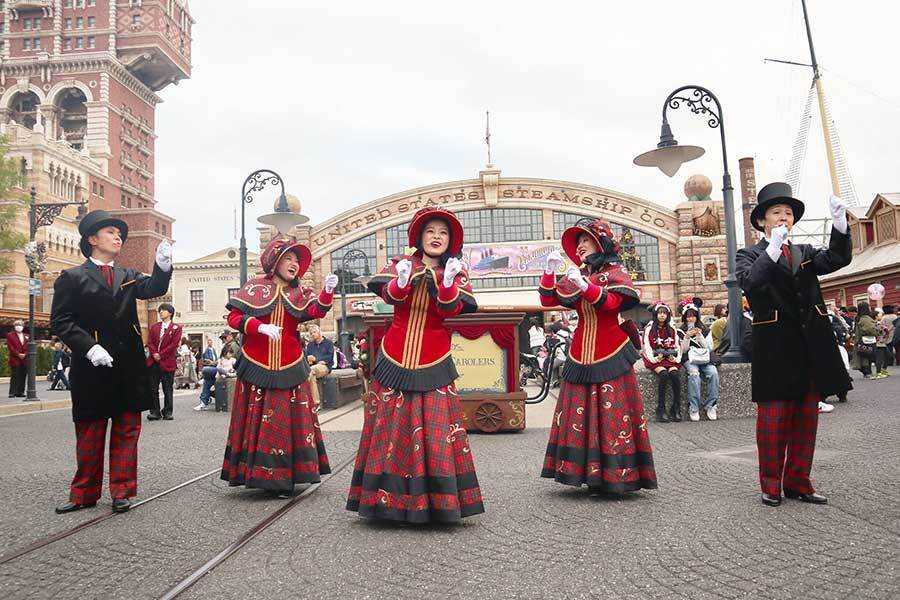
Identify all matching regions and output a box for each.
[561,343,640,384]
[234,356,311,390]
[372,354,458,392]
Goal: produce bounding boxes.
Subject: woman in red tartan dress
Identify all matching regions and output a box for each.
[221,238,338,495]
[347,207,484,523]
[539,219,657,494]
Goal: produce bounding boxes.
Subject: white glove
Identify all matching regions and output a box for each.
[443,257,462,287]
[155,239,173,272]
[396,259,412,288]
[86,344,114,367]
[545,250,564,275]
[829,194,848,234]
[324,273,339,294]
[565,266,590,292]
[257,323,282,341]
[765,224,790,263]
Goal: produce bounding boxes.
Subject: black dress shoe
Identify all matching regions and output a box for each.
[761,493,782,507]
[656,412,669,423]
[163,414,174,420]
[670,411,682,423]
[112,498,131,513]
[55,501,97,514]
[784,490,828,504]
[147,413,161,421]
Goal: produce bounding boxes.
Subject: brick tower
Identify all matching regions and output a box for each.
[0,0,193,331]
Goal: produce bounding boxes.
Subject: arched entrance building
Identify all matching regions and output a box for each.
[263,167,731,339]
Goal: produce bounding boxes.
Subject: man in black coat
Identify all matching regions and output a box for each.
[50,210,172,514]
[736,182,852,508]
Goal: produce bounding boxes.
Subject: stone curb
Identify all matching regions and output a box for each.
[0,398,70,417]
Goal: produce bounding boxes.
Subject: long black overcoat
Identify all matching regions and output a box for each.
[735,228,852,403]
[50,261,172,422]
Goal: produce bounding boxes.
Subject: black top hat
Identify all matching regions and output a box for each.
[78,210,129,258]
[750,182,805,232]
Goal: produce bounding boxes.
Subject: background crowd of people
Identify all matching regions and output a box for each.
[520,296,897,421]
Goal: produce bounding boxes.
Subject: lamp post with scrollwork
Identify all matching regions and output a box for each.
[240,169,310,287]
[25,186,87,401]
[240,170,284,287]
[633,85,746,363]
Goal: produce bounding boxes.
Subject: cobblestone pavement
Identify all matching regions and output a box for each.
[1,369,899,599]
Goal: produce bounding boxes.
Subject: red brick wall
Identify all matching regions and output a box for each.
[883,276,900,307]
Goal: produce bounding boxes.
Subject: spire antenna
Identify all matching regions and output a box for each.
[484,110,492,166]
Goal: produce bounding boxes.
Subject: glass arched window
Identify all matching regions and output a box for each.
[552,211,661,281]
[456,209,543,244]
[330,233,377,295]
[385,222,409,257]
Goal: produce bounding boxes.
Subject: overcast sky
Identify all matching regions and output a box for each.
[155,1,900,260]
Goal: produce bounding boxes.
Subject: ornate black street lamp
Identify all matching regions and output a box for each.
[25,187,87,401]
[633,85,746,363]
[240,169,308,286]
[337,249,370,360]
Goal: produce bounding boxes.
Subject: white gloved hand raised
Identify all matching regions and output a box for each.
[86,344,114,367]
[544,250,564,275]
[155,239,173,272]
[829,194,848,234]
[396,259,412,288]
[765,224,790,263]
[443,257,462,287]
[257,323,282,341]
[324,273,339,294]
[565,266,590,292]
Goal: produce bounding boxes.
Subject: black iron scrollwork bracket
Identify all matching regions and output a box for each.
[242,169,284,206]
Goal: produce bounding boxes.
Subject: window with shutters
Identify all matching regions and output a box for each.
[876,211,896,244]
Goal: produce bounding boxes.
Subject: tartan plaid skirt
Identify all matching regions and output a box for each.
[347,380,485,523]
[541,369,658,493]
[221,378,330,492]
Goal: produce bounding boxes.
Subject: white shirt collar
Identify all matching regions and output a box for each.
[89,257,115,267]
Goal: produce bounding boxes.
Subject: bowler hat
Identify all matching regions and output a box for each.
[750,182,805,232]
[78,210,129,257]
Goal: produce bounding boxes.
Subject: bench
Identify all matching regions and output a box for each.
[318,368,364,409]
[633,362,754,420]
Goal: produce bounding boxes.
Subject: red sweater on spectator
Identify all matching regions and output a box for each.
[6,331,28,367]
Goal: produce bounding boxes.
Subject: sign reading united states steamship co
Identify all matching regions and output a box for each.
[310,175,679,254]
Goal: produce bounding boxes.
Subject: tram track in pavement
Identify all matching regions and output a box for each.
[158,451,357,599]
[161,389,560,598]
[0,400,363,567]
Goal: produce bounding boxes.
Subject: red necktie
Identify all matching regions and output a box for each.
[781,244,792,266]
[99,265,113,287]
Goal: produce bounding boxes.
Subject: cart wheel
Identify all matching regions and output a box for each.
[474,402,503,432]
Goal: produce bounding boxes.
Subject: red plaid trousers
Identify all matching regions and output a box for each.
[756,391,819,496]
[69,412,142,504]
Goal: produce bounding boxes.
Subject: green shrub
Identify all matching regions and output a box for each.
[0,344,56,377]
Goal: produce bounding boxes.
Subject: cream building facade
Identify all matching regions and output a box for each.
[170,246,258,350]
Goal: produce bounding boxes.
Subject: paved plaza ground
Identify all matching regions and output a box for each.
[0,368,898,599]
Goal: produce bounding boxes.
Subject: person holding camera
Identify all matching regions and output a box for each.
[678,297,719,422]
[642,302,683,422]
